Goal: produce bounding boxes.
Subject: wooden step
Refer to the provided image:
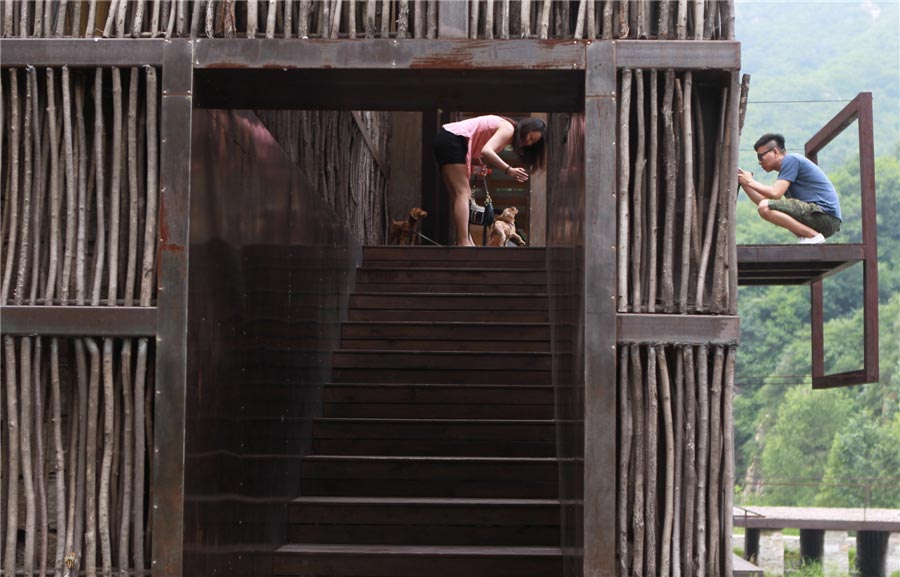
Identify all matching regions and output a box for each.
[340,322,551,352]
[321,384,554,419]
[331,350,551,371]
[362,246,547,270]
[356,267,546,288]
[300,456,558,498]
[287,497,560,546]
[273,544,562,577]
[347,308,549,322]
[331,351,552,385]
[349,293,548,311]
[331,366,551,385]
[311,418,555,457]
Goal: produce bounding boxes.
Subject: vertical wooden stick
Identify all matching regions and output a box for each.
[520,0,531,37]
[119,340,134,577]
[15,66,35,306]
[693,0,704,40]
[630,346,645,577]
[679,72,694,313]
[682,346,697,576]
[695,345,709,577]
[44,69,61,306]
[617,69,632,312]
[84,338,101,577]
[617,345,632,576]
[33,338,48,577]
[51,338,68,577]
[99,339,115,576]
[723,346,736,577]
[426,0,436,38]
[20,338,36,577]
[247,0,258,37]
[539,0,551,38]
[90,69,105,306]
[696,88,726,311]
[632,70,645,312]
[499,0,509,39]
[661,70,676,312]
[707,346,724,577]
[672,347,684,577]
[397,0,409,38]
[573,0,586,39]
[3,337,20,577]
[601,0,612,38]
[645,345,658,576]
[658,346,675,577]
[647,70,659,313]
[61,67,77,305]
[2,69,20,304]
[266,0,277,37]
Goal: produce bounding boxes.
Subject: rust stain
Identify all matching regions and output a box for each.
[157,195,185,256]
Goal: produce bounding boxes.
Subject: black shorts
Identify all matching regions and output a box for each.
[433,128,468,166]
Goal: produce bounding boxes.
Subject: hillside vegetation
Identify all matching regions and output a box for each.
[732,1,900,508]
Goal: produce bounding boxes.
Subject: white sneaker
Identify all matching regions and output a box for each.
[798,233,826,245]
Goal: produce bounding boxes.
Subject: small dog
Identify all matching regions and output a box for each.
[488,207,526,247]
[388,207,428,245]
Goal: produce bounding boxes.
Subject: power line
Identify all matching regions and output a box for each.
[747,99,853,104]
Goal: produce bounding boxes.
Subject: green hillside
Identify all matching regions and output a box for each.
[732,1,900,510]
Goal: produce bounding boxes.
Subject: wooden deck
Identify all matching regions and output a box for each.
[734,506,900,531]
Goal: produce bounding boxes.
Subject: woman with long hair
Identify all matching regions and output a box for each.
[433,115,546,246]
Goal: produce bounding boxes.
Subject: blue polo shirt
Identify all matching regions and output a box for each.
[778,154,842,220]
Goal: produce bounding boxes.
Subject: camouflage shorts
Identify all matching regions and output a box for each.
[768,198,841,238]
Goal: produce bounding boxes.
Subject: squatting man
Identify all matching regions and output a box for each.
[737,133,842,244]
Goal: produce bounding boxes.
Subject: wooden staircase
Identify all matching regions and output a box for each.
[273,246,563,577]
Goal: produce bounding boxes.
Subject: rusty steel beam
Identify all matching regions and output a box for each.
[804,93,878,388]
[152,39,193,577]
[0,38,165,67]
[805,94,862,160]
[0,306,157,336]
[193,38,586,70]
[617,314,740,345]
[615,40,741,70]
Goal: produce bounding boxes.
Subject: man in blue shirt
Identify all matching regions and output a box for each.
[738,133,842,244]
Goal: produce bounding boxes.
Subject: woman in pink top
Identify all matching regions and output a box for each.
[433,115,546,246]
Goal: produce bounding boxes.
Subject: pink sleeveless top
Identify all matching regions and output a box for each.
[443,115,513,176]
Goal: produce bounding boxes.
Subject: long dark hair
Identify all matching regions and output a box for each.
[512,117,547,173]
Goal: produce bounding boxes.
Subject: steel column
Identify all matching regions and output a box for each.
[584,41,617,577]
[152,39,193,577]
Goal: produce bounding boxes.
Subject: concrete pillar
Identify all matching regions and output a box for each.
[823,530,850,577]
[857,530,889,577]
[757,529,785,577]
[887,533,900,575]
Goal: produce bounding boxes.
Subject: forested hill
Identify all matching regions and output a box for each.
[731,1,900,510]
[736,0,899,165]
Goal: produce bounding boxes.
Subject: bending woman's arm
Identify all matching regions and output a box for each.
[480,121,529,183]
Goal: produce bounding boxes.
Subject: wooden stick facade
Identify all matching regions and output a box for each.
[2,2,739,576]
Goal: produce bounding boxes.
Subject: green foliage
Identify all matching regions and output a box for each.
[816,412,900,507]
[758,387,852,505]
[730,1,900,510]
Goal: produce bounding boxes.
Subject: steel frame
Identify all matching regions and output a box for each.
[805,93,878,388]
[1,37,741,577]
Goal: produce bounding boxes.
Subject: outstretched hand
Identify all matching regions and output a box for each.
[508,166,529,183]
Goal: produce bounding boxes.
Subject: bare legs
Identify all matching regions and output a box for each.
[441,163,475,246]
[742,187,818,239]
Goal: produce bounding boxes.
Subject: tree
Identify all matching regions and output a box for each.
[815,412,900,508]
[757,387,852,506]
